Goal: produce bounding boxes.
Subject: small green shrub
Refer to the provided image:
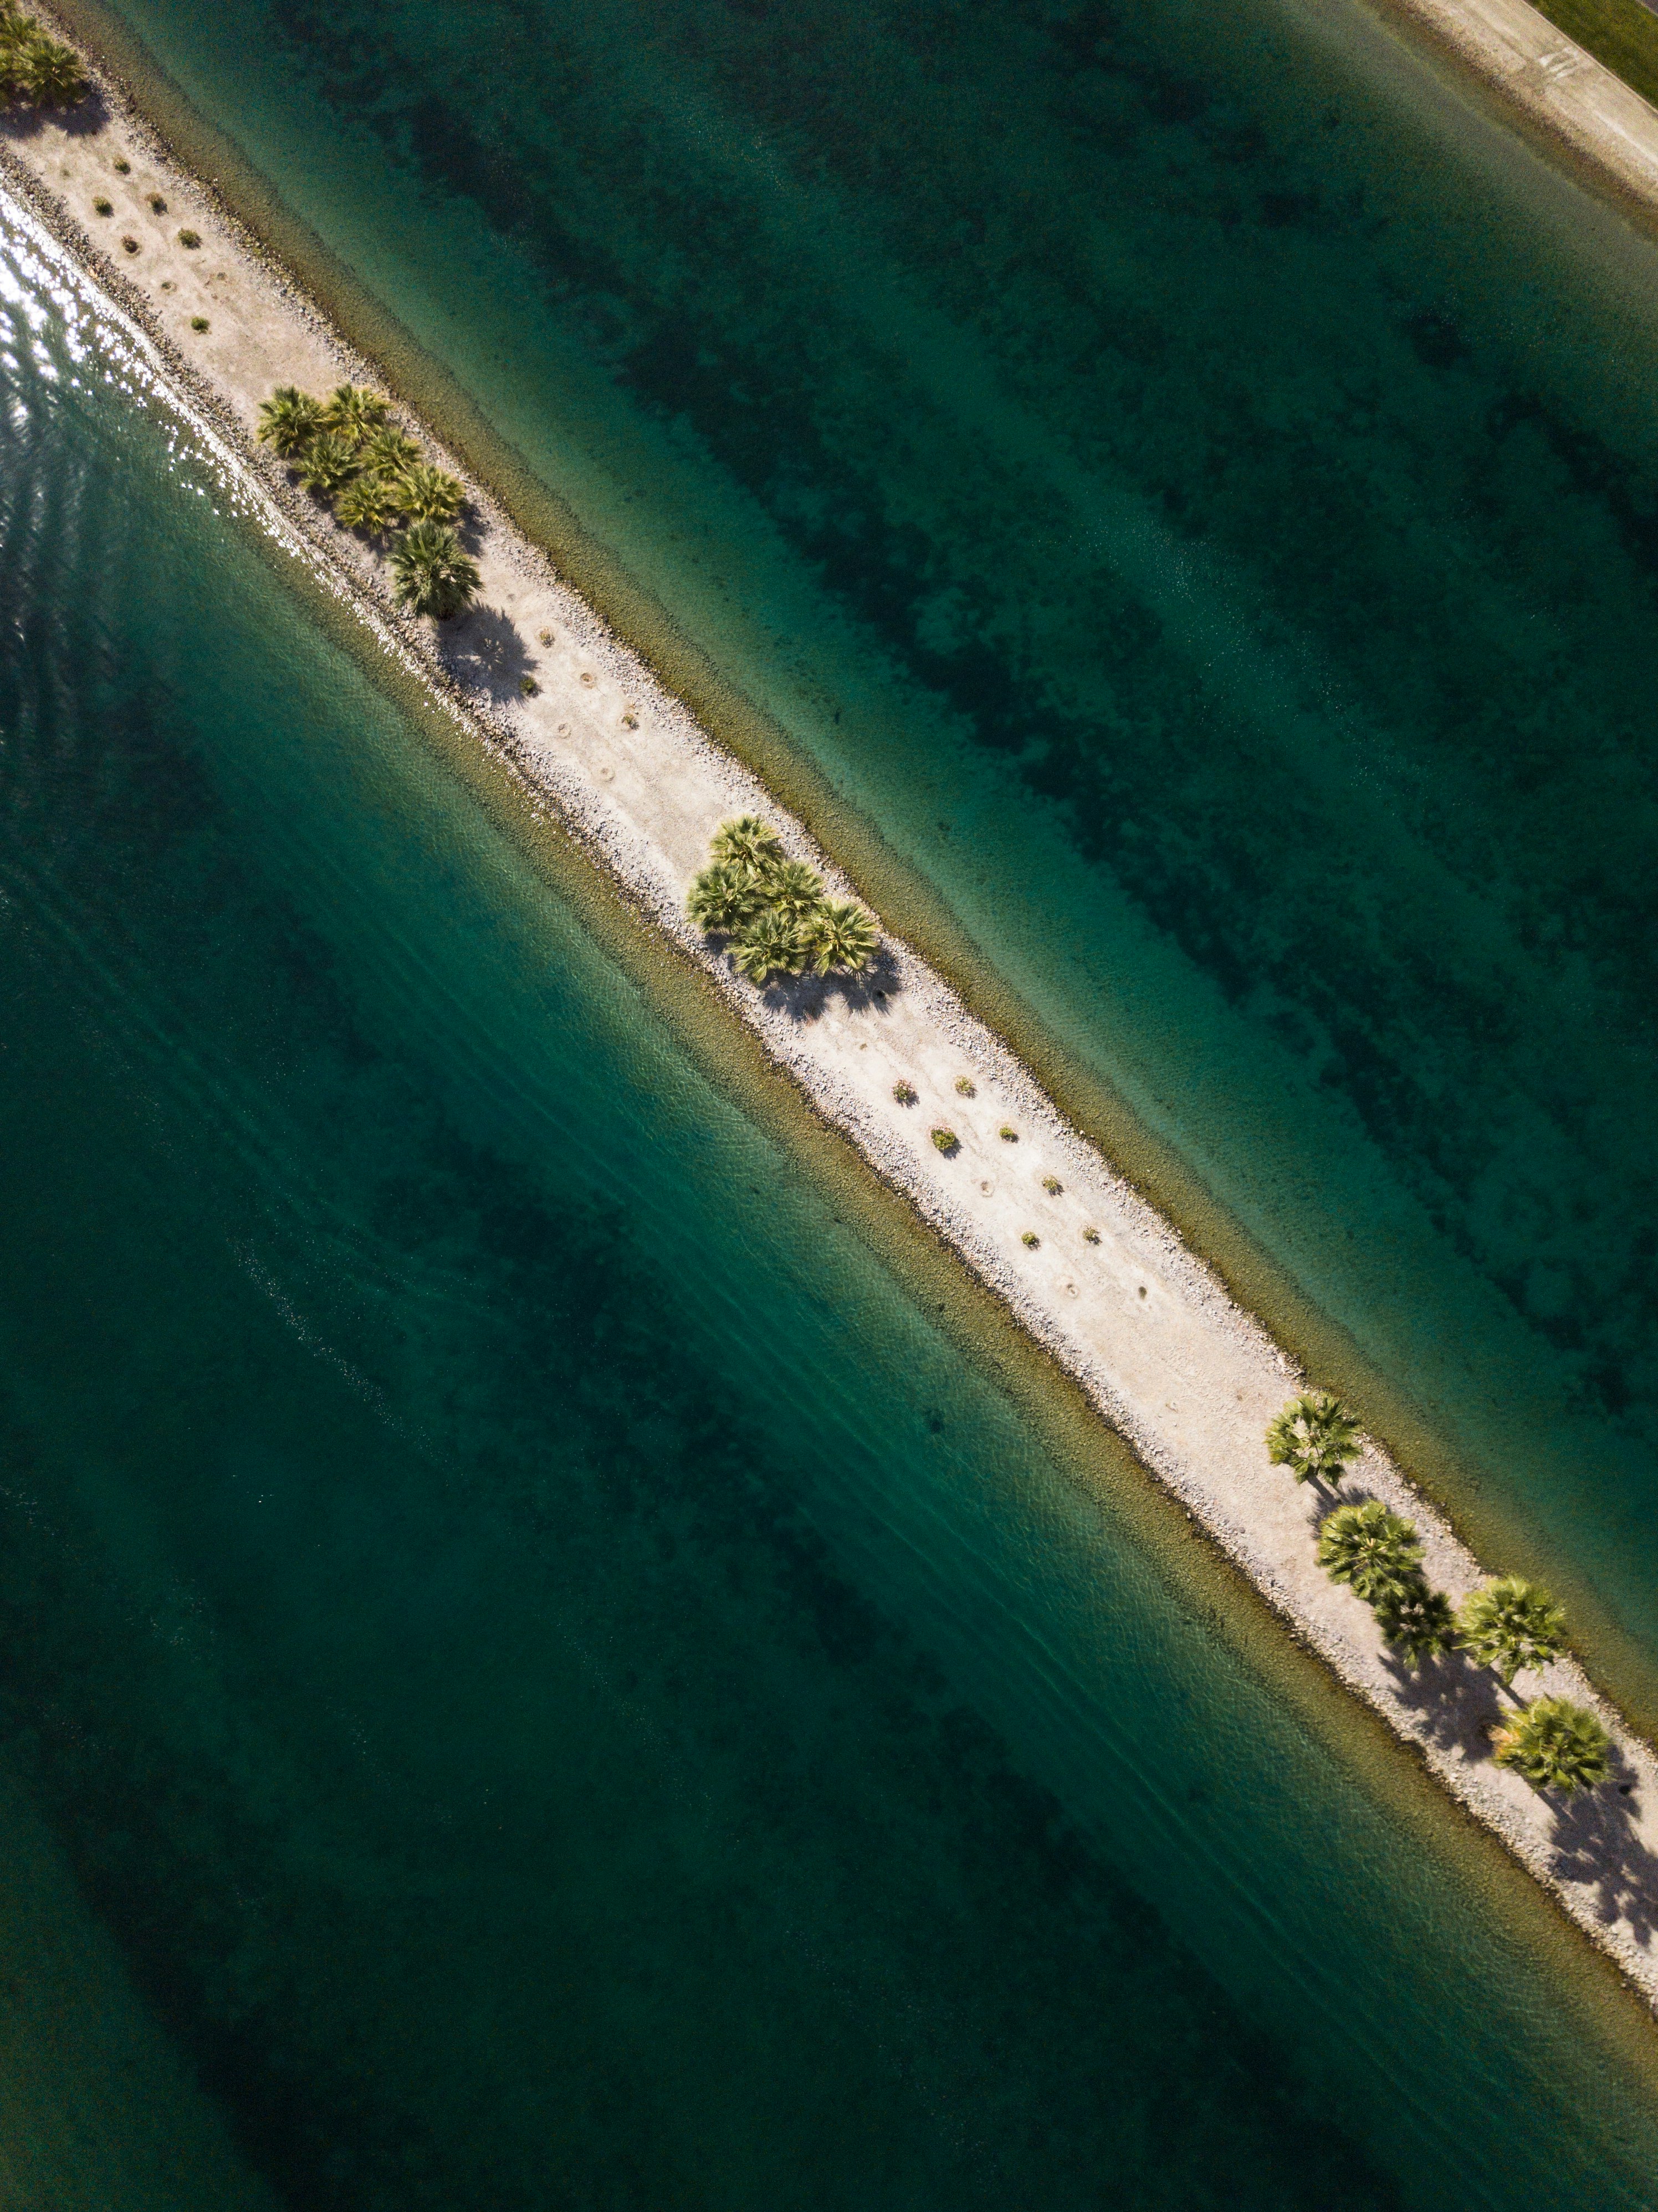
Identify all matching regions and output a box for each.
[955,1076,976,1096]
[113,158,130,174]
[893,1081,918,1105]
[999,1125,1017,1141]
[1021,1231,1040,1248]
[93,197,111,216]
[1083,1228,1101,1245]
[930,1128,958,1154]
[178,229,201,248]
[149,194,166,213]
[1042,1175,1061,1195]
[189,316,209,331]
[519,675,539,697]
[121,235,139,254]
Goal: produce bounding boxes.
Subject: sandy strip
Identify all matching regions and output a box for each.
[1378,0,1658,209]
[4,32,1657,2008]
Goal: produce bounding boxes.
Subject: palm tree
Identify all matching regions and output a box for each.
[294,431,361,498]
[711,816,785,872]
[808,899,879,975]
[359,425,422,476]
[16,32,86,107]
[733,911,810,985]
[390,521,480,621]
[393,463,465,524]
[333,471,403,538]
[1373,1576,1455,1667]
[1456,1577,1567,1689]
[1492,1696,1610,1795]
[1317,1501,1423,1602]
[256,386,324,459]
[764,859,826,920]
[687,863,766,934]
[321,383,389,445]
[1265,1392,1363,1486]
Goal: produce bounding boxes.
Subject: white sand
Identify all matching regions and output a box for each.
[5,20,1658,2007]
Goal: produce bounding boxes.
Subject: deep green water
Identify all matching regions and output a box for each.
[65,0,1658,1704]
[6,187,1658,2204]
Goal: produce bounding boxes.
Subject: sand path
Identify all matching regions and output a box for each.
[4,11,1658,2006]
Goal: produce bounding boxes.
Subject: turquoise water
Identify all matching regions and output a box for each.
[65,0,1658,1704]
[5,190,1658,2204]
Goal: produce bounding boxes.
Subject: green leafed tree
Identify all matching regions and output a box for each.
[764,858,827,921]
[13,30,86,106]
[294,432,361,497]
[321,383,389,445]
[1492,1696,1610,1795]
[359,424,422,477]
[256,385,324,459]
[333,472,404,538]
[1373,1577,1456,1668]
[733,911,810,985]
[393,462,465,524]
[1265,1391,1363,1486]
[687,863,767,934]
[1456,1576,1568,1688]
[1317,1501,1423,1603]
[710,816,786,873]
[390,521,480,621]
[808,899,879,975]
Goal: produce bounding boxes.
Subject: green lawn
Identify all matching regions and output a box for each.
[1529,0,1658,107]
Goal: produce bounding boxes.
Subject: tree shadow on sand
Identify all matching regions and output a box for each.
[773,942,904,1018]
[0,90,108,144]
[1547,1754,1658,1947]
[439,605,534,702]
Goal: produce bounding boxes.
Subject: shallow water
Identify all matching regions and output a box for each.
[4,188,1658,2206]
[63,0,1658,1712]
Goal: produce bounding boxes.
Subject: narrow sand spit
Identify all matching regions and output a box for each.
[4,23,1658,2005]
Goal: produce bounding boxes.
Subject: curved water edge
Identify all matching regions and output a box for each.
[7,35,1658,2014]
[41,0,1658,1748]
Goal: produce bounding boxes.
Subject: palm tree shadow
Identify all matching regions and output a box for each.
[1378,1644,1502,1755]
[0,89,108,141]
[441,605,533,701]
[779,942,903,1021]
[1547,1757,1658,1945]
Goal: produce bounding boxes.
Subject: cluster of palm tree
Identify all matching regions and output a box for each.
[0,4,86,107]
[256,384,479,621]
[1268,1392,1610,1795]
[687,817,880,984]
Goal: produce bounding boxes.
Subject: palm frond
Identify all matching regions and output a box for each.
[1456,1577,1567,1687]
[1265,1391,1363,1484]
[808,899,879,974]
[1493,1696,1610,1794]
[765,859,827,920]
[733,912,810,985]
[687,863,767,934]
[390,521,479,621]
[359,426,422,476]
[393,463,465,524]
[321,383,390,445]
[1317,1501,1422,1602]
[1373,1576,1455,1667]
[711,816,786,872]
[294,431,361,496]
[256,385,325,459]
